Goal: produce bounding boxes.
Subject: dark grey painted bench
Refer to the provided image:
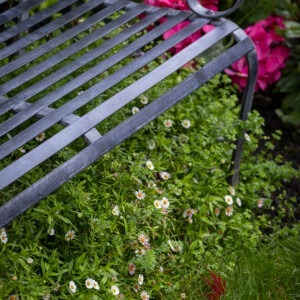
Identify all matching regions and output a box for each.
[0,0,257,227]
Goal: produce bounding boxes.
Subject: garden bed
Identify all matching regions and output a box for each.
[1,0,300,299]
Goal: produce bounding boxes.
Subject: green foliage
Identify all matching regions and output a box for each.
[232,0,300,130]
[0,63,298,298]
[236,0,276,25]
[223,231,300,299]
[0,3,299,299]
[276,32,300,129]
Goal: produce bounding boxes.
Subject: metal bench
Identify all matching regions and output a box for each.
[0,0,258,227]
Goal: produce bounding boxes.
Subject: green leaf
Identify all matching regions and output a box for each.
[284,21,300,38]
[57,215,73,225]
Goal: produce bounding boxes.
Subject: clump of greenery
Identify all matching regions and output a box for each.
[0,4,299,299]
[234,0,300,129]
[224,230,300,299]
[0,64,298,298]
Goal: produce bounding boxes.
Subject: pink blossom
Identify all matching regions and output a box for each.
[225,16,290,91]
[129,262,136,275]
[162,19,202,54]
[144,0,218,11]
[144,0,219,54]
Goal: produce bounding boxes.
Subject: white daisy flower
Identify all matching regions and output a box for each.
[181,293,187,299]
[53,283,60,292]
[42,292,51,300]
[93,280,100,290]
[146,160,154,170]
[134,284,141,293]
[18,147,26,153]
[154,200,162,209]
[135,190,146,200]
[27,257,34,264]
[167,240,176,252]
[138,274,144,285]
[69,281,77,293]
[181,119,191,129]
[244,133,251,142]
[140,94,149,105]
[85,278,95,289]
[138,233,149,246]
[236,197,242,207]
[65,230,76,241]
[49,228,55,236]
[112,205,120,216]
[161,208,169,216]
[111,285,120,296]
[225,206,234,216]
[147,139,156,150]
[229,186,235,196]
[155,188,163,195]
[257,198,264,208]
[161,197,170,208]
[159,171,171,180]
[129,262,136,275]
[163,119,173,128]
[35,132,46,142]
[135,248,146,257]
[159,267,164,273]
[183,208,195,218]
[141,291,150,300]
[132,106,140,114]
[225,195,233,205]
[0,232,8,244]
[43,292,50,300]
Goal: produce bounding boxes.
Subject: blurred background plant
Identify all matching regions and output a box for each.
[233,0,300,130]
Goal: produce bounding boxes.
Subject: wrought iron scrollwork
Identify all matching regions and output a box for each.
[187,0,244,19]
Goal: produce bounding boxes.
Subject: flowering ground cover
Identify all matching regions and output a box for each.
[1,66,299,298]
[1,0,300,299]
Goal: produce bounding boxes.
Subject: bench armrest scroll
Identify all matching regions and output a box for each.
[187,0,243,19]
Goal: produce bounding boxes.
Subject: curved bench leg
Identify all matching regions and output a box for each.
[230,48,258,186]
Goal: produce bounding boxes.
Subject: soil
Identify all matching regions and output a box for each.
[252,93,300,227]
[253,94,300,167]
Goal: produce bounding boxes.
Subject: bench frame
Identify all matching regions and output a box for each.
[0,0,258,227]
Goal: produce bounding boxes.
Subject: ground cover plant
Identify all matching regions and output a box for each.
[1,1,300,299]
[1,68,299,298]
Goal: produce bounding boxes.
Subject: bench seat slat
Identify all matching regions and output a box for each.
[0,0,258,227]
[0,0,78,45]
[0,20,238,189]
[0,0,110,77]
[0,36,254,227]
[0,11,191,135]
[0,16,206,155]
[0,0,44,26]
[0,1,142,98]
[13,102,102,144]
